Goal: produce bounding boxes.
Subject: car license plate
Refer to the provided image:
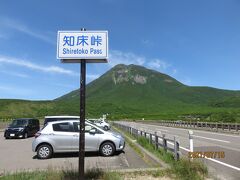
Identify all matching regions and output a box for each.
[10,134,15,137]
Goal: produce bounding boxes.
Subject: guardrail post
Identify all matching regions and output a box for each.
[155,132,158,150]
[228,123,230,131]
[216,122,218,132]
[149,133,152,144]
[189,130,194,152]
[162,134,167,152]
[144,130,147,138]
[236,123,238,132]
[222,122,224,131]
[174,136,180,161]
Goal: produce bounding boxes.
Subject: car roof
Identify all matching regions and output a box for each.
[87,119,102,121]
[45,116,80,118]
[14,118,37,120]
[47,120,91,125]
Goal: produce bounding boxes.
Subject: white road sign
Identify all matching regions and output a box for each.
[57,31,108,60]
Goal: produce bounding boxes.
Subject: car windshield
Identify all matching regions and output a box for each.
[10,119,28,126]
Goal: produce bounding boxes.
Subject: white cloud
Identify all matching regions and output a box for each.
[0,16,54,44]
[0,55,78,76]
[0,70,29,78]
[87,74,100,81]
[172,69,178,75]
[147,59,170,70]
[109,49,174,74]
[0,85,33,96]
[109,50,145,67]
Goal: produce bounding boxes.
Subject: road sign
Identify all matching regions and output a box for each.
[57,31,108,62]
[58,28,108,180]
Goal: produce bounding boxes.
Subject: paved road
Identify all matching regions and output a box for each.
[0,132,149,174]
[118,121,240,180]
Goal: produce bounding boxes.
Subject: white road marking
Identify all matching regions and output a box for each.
[119,122,240,172]
[144,123,240,138]
[204,157,240,171]
[125,123,169,132]
[192,135,230,143]
[167,141,240,171]
[139,123,169,132]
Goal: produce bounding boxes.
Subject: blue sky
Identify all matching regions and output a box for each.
[0,0,240,100]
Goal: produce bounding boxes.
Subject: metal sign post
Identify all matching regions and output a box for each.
[79,57,86,179]
[57,28,108,180]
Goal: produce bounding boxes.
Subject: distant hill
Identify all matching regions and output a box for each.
[56,64,240,122]
[0,64,240,122]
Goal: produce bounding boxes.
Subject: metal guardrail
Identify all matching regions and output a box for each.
[113,122,180,161]
[150,120,240,132]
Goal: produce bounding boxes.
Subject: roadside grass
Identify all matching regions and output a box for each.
[114,125,208,180]
[0,168,121,180]
[0,168,172,180]
[118,128,158,167]
[137,137,208,180]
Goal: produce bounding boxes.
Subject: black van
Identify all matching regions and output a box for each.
[4,118,40,139]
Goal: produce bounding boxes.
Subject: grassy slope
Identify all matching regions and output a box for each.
[57,64,240,122]
[0,64,240,122]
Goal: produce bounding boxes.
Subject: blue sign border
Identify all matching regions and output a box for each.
[57,31,108,60]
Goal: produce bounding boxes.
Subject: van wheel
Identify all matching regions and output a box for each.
[100,142,115,156]
[23,132,28,139]
[37,144,53,159]
[104,126,108,131]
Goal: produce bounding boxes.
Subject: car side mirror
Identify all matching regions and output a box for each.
[89,129,96,134]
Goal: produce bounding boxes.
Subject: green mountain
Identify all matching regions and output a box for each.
[56,64,240,122]
[1,64,240,122]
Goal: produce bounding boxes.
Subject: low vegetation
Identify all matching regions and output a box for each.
[0,168,174,180]
[137,137,208,180]
[0,168,121,180]
[114,125,208,180]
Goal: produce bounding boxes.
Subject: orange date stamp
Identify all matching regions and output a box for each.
[188,151,225,159]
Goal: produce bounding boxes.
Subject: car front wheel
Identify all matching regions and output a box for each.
[37,144,53,159]
[100,142,115,156]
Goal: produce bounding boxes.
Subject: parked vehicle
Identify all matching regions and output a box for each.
[88,118,111,130]
[32,120,125,159]
[44,116,79,125]
[4,118,40,139]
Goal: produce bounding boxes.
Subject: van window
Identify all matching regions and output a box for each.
[28,119,33,125]
[52,122,72,132]
[32,119,39,126]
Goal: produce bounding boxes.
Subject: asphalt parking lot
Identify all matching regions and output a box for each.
[0,132,149,174]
